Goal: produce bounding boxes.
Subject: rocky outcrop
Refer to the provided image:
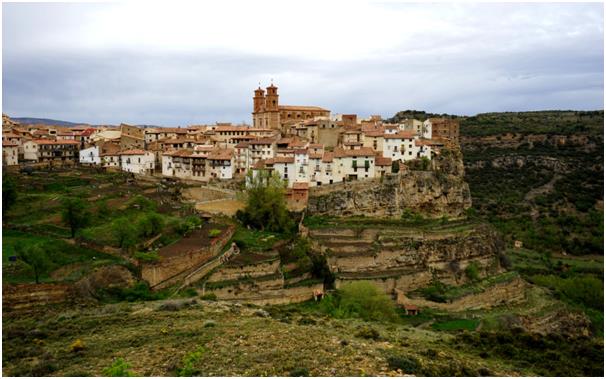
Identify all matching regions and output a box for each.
[307,148,472,218]
[309,221,504,294]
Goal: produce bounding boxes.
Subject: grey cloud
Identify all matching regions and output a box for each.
[2,2,603,125]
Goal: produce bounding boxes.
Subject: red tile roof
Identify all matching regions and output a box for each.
[33,139,80,145]
[384,131,416,139]
[334,146,375,158]
[375,156,392,166]
[322,152,334,163]
[207,148,234,160]
[120,149,148,155]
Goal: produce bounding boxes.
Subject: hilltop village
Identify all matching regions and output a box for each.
[2,84,460,205]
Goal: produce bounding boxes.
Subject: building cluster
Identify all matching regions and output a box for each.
[2,84,459,191]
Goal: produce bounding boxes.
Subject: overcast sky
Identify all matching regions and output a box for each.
[2,1,604,126]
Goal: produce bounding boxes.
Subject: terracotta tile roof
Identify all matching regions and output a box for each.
[375,156,392,166]
[252,159,267,169]
[269,156,294,164]
[278,105,329,112]
[119,149,148,155]
[294,149,308,155]
[33,139,79,145]
[322,152,334,163]
[309,153,323,159]
[158,138,197,144]
[250,138,275,145]
[2,133,21,138]
[384,131,416,139]
[207,148,234,160]
[415,139,434,146]
[235,142,250,149]
[3,141,18,147]
[214,125,251,132]
[308,143,324,149]
[334,146,375,158]
[343,141,363,146]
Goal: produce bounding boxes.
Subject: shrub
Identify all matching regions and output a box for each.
[134,251,160,263]
[386,354,420,374]
[355,326,381,340]
[177,346,205,376]
[324,281,397,322]
[208,229,222,238]
[200,293,217,301]
[289,367,310,377]
[69,339,86,353]
[203,320,216,328]
[128,195,156,211]
[465,261,480,282]
[102,358,135,377]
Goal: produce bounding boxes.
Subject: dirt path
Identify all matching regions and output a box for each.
[524,174,561,201]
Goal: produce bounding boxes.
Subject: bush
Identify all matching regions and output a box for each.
[103,358,135,377]
[208,229,222,238]
[134,251,160,263]
[289,367,310,377]
[465,261,480,282]
[128,195,156,211]
[355,326,381,340]
[322,281,397,322]
[386,354,420,374]
[177,346,205,376]
[200,293,217,301]
[69,339,86,353]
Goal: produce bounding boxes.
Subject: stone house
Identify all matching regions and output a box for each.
[2,141,19,166]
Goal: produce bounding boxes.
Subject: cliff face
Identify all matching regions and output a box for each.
[307,148,472,218]
[309,221,504,294]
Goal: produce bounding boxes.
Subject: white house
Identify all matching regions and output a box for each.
[79,146,100,165]
[383,131,421,162]
[334,146,376,181]
[120,149,155,175]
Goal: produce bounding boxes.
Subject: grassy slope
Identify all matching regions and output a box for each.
[1,299,532,377]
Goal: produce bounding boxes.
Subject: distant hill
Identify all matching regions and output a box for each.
[11,117,88,127]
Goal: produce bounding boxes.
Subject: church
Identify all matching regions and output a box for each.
[252,83,330,133]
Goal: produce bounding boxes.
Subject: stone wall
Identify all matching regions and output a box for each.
[394,276,528,311]
[207,260,280,282]
[209,282,324,306]
[141,225,235,289]
[312,222,504,294]
[307,148,471,218]
[2,283,73,312]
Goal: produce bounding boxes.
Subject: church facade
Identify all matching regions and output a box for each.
[252,84,330,132]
